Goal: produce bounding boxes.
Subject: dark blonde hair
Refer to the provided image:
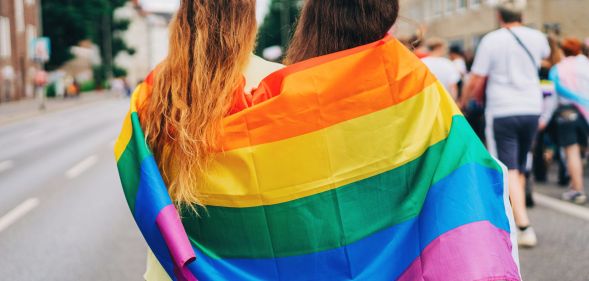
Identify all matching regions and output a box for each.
[140,0,257,207]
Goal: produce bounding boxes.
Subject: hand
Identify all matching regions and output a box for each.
[538,119,547,131]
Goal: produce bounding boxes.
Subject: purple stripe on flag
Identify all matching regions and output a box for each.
[398,221,520,281]
[157,204,198,280]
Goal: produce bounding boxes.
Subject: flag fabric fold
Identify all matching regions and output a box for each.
[115,35,520,281]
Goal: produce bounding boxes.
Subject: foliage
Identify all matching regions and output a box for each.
[255,0,302,58]
[41,0,133,73]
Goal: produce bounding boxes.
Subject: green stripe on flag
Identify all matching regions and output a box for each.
[182,116,501,259]
[117,112,153,212]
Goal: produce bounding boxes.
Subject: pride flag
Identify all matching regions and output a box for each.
[550,55,589,119]
[115,36,520,281]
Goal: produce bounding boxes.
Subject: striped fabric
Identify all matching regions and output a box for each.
[550,55,589,119]
[115,36,520,281]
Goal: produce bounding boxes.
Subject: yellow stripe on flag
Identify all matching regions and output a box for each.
[114,84,145,161]
[199,82,461,207]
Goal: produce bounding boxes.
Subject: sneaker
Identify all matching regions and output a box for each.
[561,190,587,205]
[517,227,538,248]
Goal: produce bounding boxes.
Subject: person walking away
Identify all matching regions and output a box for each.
[421,38,461,100]
[1,65,15,102]
[462,2,550,248]
[548,37,589,205]
[450,45,468,79]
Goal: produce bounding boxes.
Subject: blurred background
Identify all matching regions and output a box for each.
[0,0,588,280]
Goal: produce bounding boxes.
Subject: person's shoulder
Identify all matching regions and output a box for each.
[244,55,285,90]
[248,55,284,74]
[518,26,546,40]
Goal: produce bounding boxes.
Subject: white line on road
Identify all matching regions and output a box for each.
[0,198,40,233]
[65,155,98,179]
[534,192,589,222]
[0,160,14,173]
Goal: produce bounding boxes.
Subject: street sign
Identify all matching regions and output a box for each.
[30,37,51,63]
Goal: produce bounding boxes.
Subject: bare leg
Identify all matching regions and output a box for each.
[508,170,530,227]
[565,144,584,193]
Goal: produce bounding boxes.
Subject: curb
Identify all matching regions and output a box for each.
[0,93,115,126]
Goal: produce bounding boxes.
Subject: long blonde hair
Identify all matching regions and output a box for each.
[140,0,257,208]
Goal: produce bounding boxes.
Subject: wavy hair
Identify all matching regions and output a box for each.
[140,0,257,208]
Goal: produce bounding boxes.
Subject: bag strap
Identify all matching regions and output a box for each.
[506,27,538,69]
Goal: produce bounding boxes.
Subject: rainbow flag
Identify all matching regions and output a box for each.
[115,36,520,281]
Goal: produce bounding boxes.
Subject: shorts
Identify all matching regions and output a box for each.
[549,105,588,147]
[490,115,539,172]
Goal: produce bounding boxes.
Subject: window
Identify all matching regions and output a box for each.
[470,0,482,8]
[25,0,35,6]
[446,0,455,13]
[457,0,468,9]
[15,0,25,33]
[432,0,442,17]
[27,25,37,58]
[0,17,11,58]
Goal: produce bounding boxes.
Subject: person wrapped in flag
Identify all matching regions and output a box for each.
[548,37,589,204]
[115,0,521,280]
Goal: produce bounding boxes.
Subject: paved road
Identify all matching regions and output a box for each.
[0,98,145,280]
[0,98,589,280]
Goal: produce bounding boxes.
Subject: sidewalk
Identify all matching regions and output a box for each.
[0,91,115,125]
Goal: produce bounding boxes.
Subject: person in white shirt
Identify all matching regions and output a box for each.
[462,2,550,248]
[421,38,461,100]
[449,45,468,78]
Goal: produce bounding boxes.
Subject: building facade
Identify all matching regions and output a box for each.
[397,0,589,51]
[0,0,40,102]
[115,1,173,86]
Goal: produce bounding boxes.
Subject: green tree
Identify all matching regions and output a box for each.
[41,0,133,74]
[255,0,301,59]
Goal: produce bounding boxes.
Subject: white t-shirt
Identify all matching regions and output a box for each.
[453,58,467,76]
[421,56,461,92]
[471,26,550,117]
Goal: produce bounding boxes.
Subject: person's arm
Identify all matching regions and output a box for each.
[539,84,557,131]
[449,83,459,101]
[461,37,491,109]
[461,74,486,108]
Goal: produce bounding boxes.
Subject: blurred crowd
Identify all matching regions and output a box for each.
[401,5,589,250]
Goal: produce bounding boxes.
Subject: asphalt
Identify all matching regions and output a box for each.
[0,97,588,280]
[0,98,145,280]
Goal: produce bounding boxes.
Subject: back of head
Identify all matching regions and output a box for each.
[425,37,447,54]
[285,0,399,64]
[561,37,583,57]
[141,0,257,207]
[497,0,526,24]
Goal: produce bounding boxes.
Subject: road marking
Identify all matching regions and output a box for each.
[65,155,98,179]
[534,192,589,222]
[0,160,14,173]
[0,198,40,233]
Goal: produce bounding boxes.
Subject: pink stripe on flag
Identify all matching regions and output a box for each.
[398,221,520,281]
[157,204,198,281]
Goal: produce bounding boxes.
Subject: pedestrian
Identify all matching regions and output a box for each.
[116,1,519,280]
[116,1,281,280]
[1,64,15,102]
[421,38,461,99]
[548,37,589,205]
[450,45,468,78]
[462,1,550,248]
